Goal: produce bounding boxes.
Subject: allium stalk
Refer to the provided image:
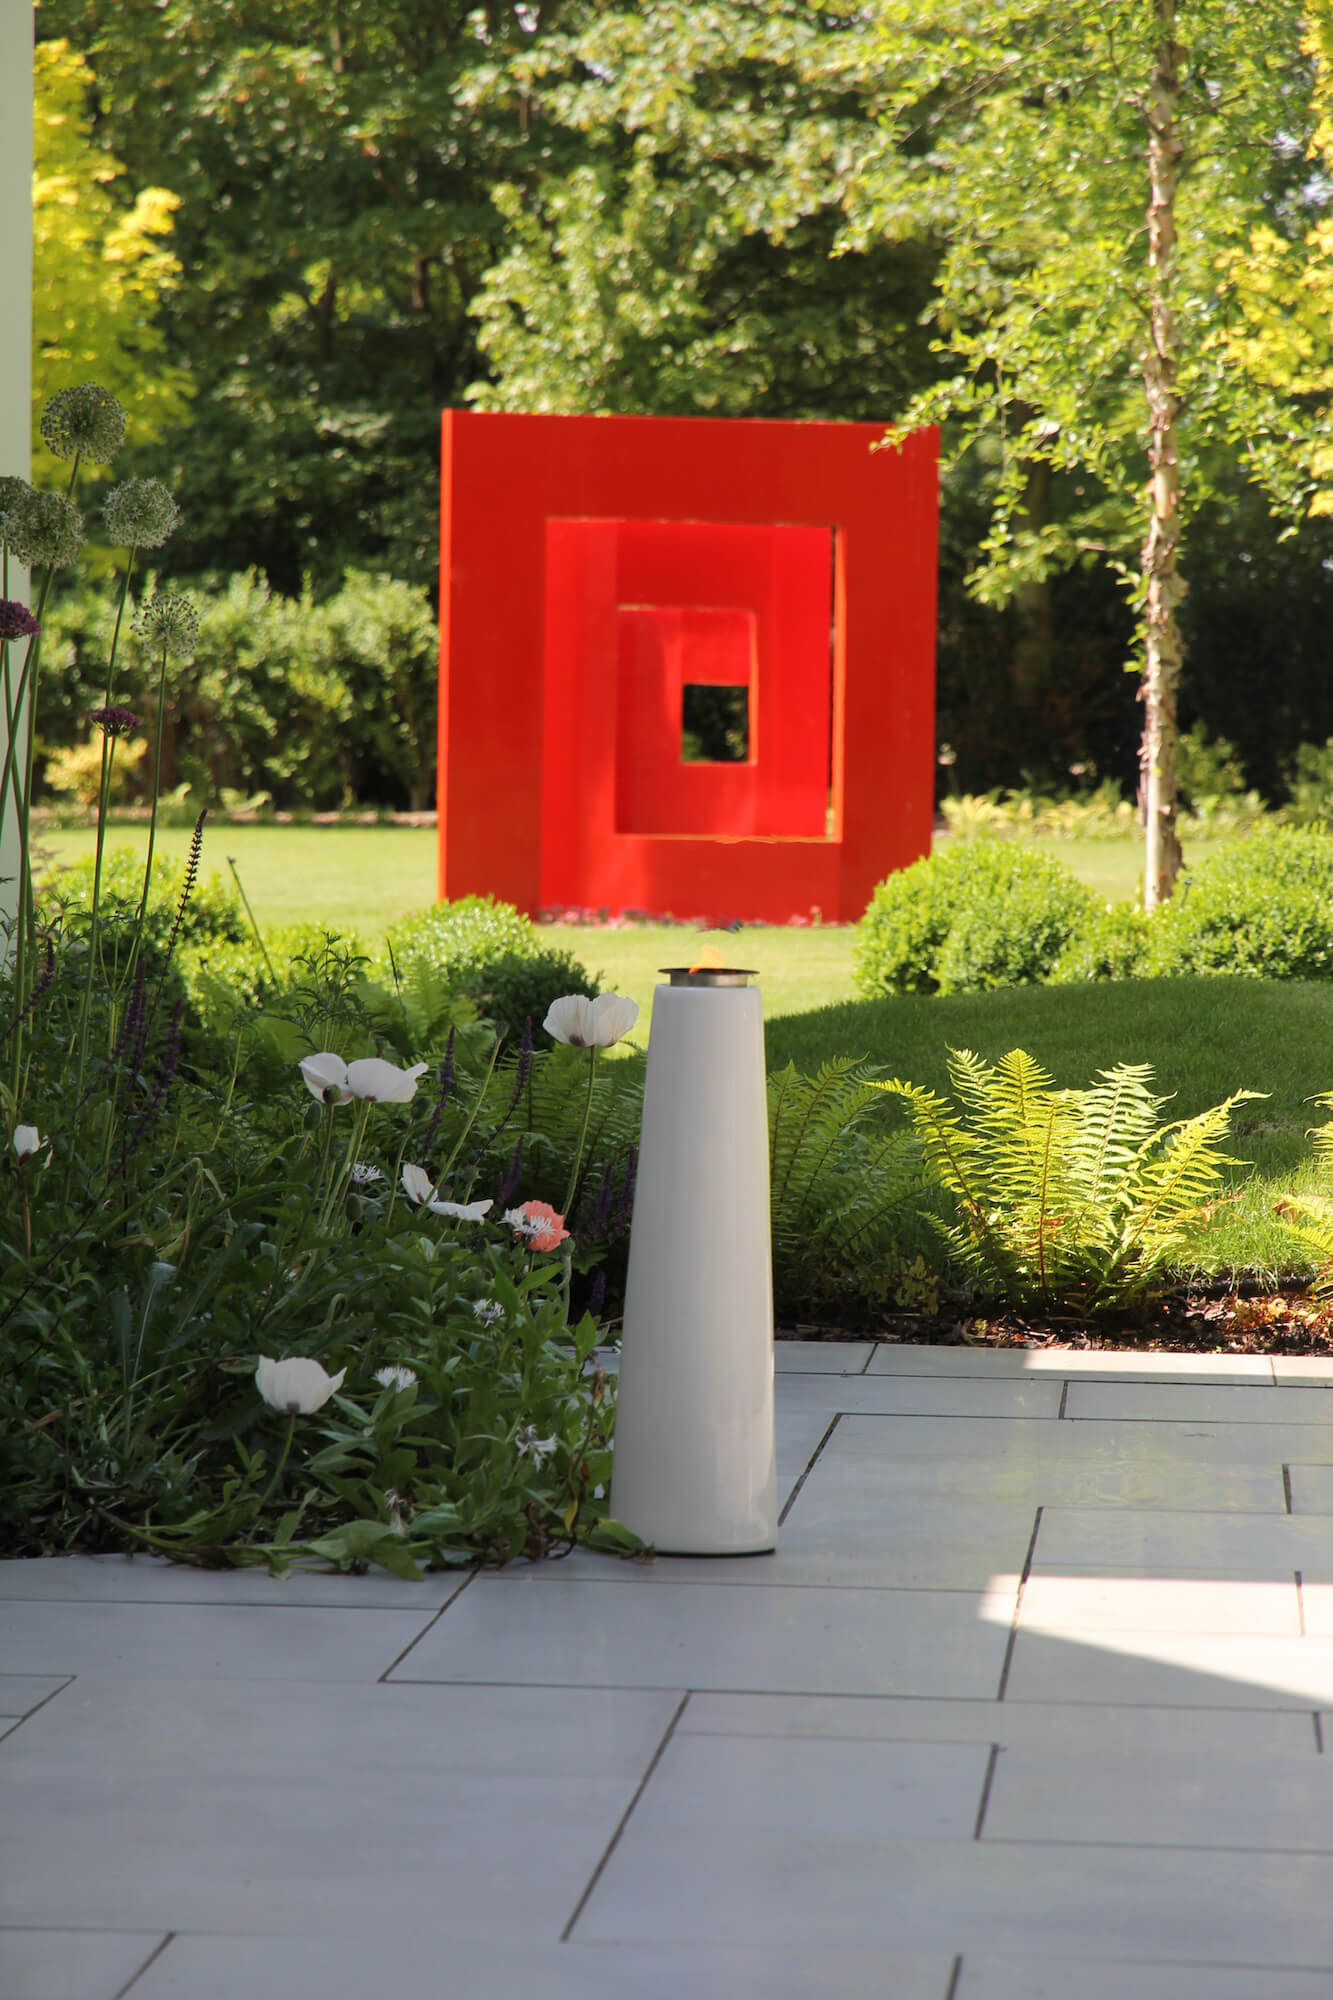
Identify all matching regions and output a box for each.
[132,593,199,938]
[75,707,142,1101]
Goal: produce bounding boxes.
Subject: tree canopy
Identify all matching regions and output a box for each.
[33,37,190,494]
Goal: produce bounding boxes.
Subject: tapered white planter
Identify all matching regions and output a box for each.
[610,968,777,1555]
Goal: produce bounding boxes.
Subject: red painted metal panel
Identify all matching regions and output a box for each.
[438,412,937,923]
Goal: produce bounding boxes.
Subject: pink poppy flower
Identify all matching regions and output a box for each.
[503,1199,570,1252]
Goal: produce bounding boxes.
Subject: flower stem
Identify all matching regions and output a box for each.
[251,1415,297,1533]
[74,732,120,1102]
[562,1047,599,1218]
[226,855,277,984]
[135,639,172,927]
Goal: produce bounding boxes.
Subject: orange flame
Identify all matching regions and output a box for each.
[686,945,726,975]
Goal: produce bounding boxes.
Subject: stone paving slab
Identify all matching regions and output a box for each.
[123,1935,957,2000]
[5,1351,1333,1997]
[0,1928,165,2000]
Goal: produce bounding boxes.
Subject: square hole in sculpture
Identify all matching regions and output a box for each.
[682,683,750,764]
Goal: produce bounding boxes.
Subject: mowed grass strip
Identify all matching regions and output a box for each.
[33,822,440,943]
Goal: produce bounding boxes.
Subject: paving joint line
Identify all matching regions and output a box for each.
[972,1742,1001,1839]
[561,1690,690,1942]
[995,1506,1043,1702]
[377,1567,477,1682]
[0,1674,76,1747]
[1297,1568,1306,1636]
[944,1954,963,2000]
[1315,1711,1326,1754]
[113,1932,174,1999]
[1058,1378,1070,1420]
[1284,1464,1295,1513]
[778,1412,842,1527]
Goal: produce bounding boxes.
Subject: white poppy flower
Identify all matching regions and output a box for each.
[587,991,640,1044]
[299,1054,428,1105]
[12,1124,48,1162]
[255,1355,346,1416]
[543,991,639,1048]
[374,1365,418,1392]
[299,1053,353,1104]
[345,1056,428,1103]
[400,1162,492,1220]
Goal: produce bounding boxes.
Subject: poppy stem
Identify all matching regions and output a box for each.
[561,1047,599,1218]
[252,1414,297,1531]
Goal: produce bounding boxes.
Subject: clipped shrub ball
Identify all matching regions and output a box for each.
[385,895,597,1041]
[1147,825,1333,980]
[854,841,1097,997]
[1048,900,1151,984]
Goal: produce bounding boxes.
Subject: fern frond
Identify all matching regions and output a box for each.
[886,1048,1261,1313]
[1274,1191,1333,1297]
[1304,1093,1333,1173]
[1069,1065,1168,1210]
[1114,1090,1265,1274]
[768,1057,890,1216]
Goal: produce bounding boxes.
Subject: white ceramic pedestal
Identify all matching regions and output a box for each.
[610,978,777,1555]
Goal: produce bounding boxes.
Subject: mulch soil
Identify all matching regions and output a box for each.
[777,1288,1333,1355]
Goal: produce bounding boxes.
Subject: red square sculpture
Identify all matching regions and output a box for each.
[438,412,937,924]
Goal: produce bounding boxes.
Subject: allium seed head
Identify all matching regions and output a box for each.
[40,383,127,465]
[89,704,139,738]
[103,479,179,551]
[133,590,199,657]
[0,485,84,568]
[0,600,39,641]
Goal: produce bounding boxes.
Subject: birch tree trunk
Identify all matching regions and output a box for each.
[1141,0,1187,909]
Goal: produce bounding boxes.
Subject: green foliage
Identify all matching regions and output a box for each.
[882,1048,1261,1316]
[1049,902,1152,985]
[33,39,190,498]
[1,906,632,1569]
[847,0,1317,596]
[1282,739,1333,828]
[1147,827,1333,980]
[36,568,438,812]
[854,844,1096,998]
[384,896,598,1044]
[767,1057,935,1321]
[1274,1091,1333,1296]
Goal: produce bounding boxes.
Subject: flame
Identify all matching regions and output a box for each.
[687,945,727,975]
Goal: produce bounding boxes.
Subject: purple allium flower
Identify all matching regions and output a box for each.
[89,705,139,738]
[0,600,38,641]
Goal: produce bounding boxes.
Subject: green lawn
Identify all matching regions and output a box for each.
[33,821,440,944]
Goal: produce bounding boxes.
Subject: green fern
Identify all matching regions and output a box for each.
[768,1058,929,1318]
[881,1048,1262,1315]
[1274,1092,1333,1294]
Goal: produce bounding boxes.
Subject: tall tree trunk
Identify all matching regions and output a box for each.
[1141,0,1187,909]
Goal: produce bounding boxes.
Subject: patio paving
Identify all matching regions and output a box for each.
[3,1341,1333,1998]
